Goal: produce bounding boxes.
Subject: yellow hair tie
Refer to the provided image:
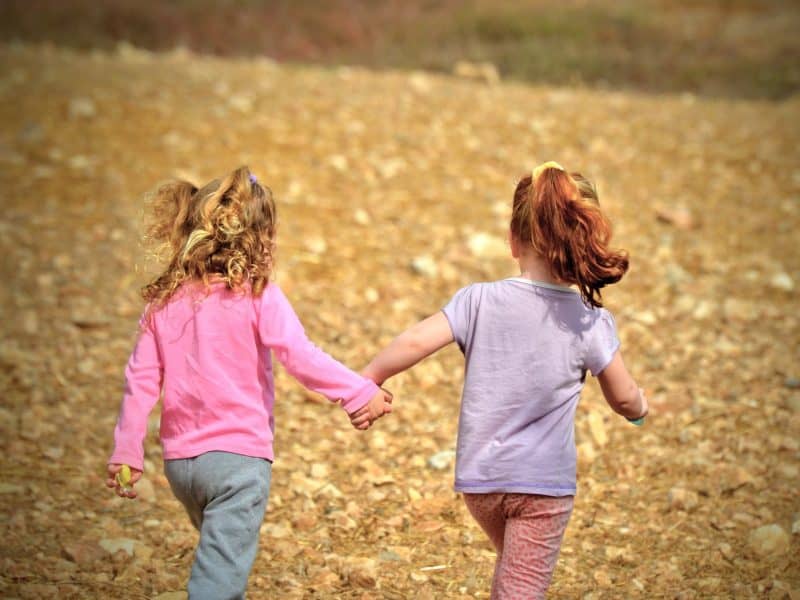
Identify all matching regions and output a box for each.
[532,161,565,182]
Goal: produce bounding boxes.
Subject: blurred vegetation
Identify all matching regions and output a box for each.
[1,0,798,99]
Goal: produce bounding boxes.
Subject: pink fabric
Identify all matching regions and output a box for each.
[109,282,378,470]
[463,493,574,600]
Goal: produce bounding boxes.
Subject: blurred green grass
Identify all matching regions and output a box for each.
[2,0,798,99]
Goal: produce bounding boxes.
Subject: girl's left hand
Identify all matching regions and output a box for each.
[105,463,143,499]
[349,387,393,430]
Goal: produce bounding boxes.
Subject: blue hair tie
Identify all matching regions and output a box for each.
[249,173,257,184]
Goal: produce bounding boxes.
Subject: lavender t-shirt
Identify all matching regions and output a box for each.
[442,277,620,496]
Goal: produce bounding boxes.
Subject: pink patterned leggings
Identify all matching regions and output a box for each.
[463,493,574,600]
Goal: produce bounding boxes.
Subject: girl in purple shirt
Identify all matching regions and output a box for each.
[353,162,649,599]
[105,166,392,599]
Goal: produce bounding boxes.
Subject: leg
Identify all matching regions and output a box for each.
[178,452,271,600]
[164,458,203,530]
[493,494,574,600]
[463,493,507,594]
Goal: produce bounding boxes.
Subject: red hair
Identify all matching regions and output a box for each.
[510,169,628,307]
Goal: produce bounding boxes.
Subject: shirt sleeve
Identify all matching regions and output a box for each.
[584,308,621,376]
[257,284,378,414]
[441,284,475,352]
[109,315,163,471]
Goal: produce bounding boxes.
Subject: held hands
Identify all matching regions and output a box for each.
[349,387,393,430]
[106,463,143,499]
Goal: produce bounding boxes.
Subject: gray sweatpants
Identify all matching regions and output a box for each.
[164,451,272,600]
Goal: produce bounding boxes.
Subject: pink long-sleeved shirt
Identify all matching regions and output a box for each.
[109,282,378,470]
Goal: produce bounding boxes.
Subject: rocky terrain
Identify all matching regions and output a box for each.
[0,43,798,598]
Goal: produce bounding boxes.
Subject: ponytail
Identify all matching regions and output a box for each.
[510,165,628,307]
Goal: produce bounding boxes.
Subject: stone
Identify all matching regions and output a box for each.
[62,541,106,566]
[410,255,438,278]
[748,524,790,557]
[427,450,456,470]
[452,60,500,84]
[668,487,699,511]
[68,97,96,119]
[769,272,794,291]
[587,412,608,447]
[467,232,507,259]
[99,538,136,557]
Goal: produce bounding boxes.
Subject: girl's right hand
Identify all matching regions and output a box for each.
[349,388,393,430]
[106,463,143,499]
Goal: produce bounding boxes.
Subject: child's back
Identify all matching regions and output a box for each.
[444,277,618,495]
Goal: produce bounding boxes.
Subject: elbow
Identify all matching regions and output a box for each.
[610,388,642,419]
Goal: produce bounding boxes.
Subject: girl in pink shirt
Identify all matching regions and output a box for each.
[106,166,392,599]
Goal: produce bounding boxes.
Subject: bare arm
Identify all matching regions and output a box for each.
[362,312,455,385]
[596,350,648,420]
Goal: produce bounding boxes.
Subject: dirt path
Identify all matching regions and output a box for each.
[0,44,798,599]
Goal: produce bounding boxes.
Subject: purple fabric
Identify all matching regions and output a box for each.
[442,278,620,496]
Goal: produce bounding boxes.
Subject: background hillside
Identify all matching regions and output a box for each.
[1,0,799,99]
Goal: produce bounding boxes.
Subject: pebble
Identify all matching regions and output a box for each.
[467,232,507,259]
[668,487,699,511]
[410,255,438,278]
[68,97,96,119]
[769,272,794,291]
[152,593,188,600]
[748,524,790,557]
[99,538,136,557]
[452,60,500,85]
[718,542,734,561]
[306,236,327,255]
[587,412,608,447]
[353,209,371,225]
[427,450,456,470]
[784,377,800,390]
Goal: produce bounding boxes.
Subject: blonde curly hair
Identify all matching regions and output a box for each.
[141,166,276,317]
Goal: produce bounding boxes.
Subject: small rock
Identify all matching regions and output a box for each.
[353,209,371,225]
[792,515,799,535]
[153,593,188,600]
[310,463,329,478]
[587,412,608,447]
[633,310,657,325]
[769,272,794,291]
[345,558,377,588]
[228,94,254,113]
[410,255,438,278]
[62,541,106,566]
[306,236,328,255]
[592,568,613,587]
[467,232,507,259]
[427,450,456,470]
[784,377,800,390]
[668,487,699,511]
[99,538,136,557]
[452,60,500,85]
[329,155,348,172]
[718,542,734,561]
[68,97,96,119]
[748,524,790,557]
[655,205,695,229]
[577,441,597,464]
[134,477,156,502]
[723,298,757,322]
